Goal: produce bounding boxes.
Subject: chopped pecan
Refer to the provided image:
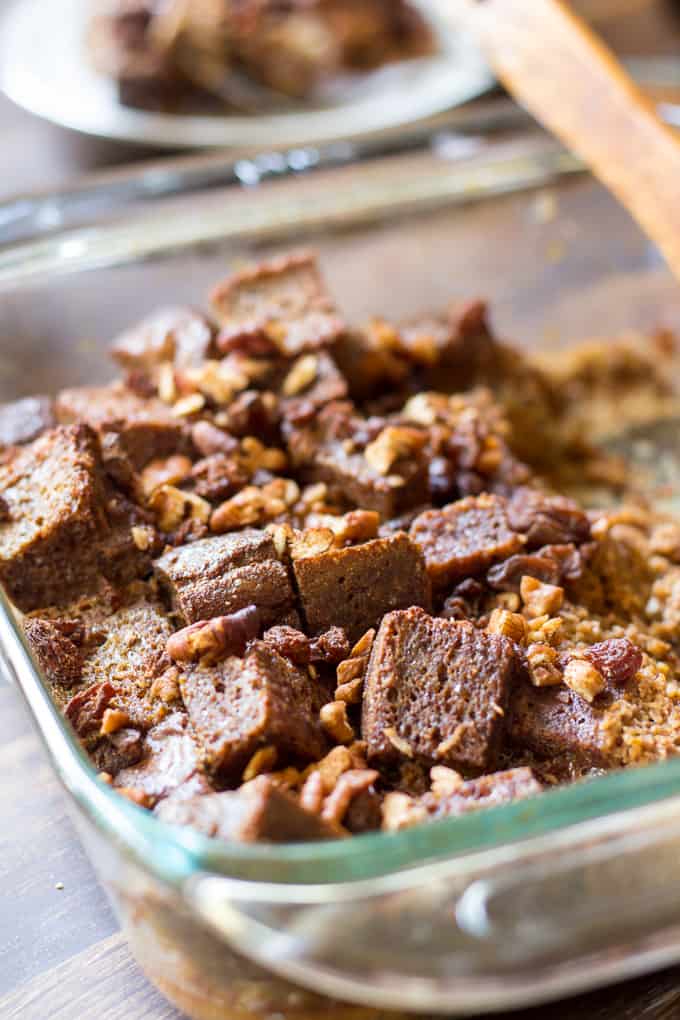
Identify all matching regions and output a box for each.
[172,393,206,418]
[336,655,365,686]
[131,525,154,551]
[191,421,239,458]
[320,701,355,744]
[321,769,380,826]
[527,644,562,687]
[430,765,465,797]
[364,426,426,476]
[307,509,381,546]
[281,354,319,396]
[191,454,249,503]
[182,359,249,406]
[239,436,288,474]
[302,745,354,794]
[382,791,427,832]
[65,682,117,738]
[210,479,299,532]
[289,527,336,559]
[149,484,211,531]
[242,745,278,782]
[117,786,154,809]
[149,667,181,704]
[351,628,376,658]
[140,454,193,499]
[100,707,131,736]
[563,658,605,703]
[487,608,528,645]
[166,606,261,665]
[520,576,564,617]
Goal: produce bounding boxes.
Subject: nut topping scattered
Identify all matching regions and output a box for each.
[12,247,680,847]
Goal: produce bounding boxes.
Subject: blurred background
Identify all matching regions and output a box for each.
[0,0,676,200]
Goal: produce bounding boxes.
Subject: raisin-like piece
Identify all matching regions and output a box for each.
[310,626,350,664]
[584,638,643,686]
[440,578,485,620]
[428,456,458,502]
[507,488,590,548]
[487,553,560,592]
[263,626,311,665]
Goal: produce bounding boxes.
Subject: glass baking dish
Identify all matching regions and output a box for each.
[3,135,680,1018]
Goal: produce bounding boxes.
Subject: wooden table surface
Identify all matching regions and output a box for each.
[3,2,680,1018]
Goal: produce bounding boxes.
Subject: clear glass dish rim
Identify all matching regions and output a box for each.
[7,580,680,890]
[2,150,680,892]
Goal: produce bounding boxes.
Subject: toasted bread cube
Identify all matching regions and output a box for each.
[110,306,214,372]
[383,767,542,831]
[154,529,296,628]
[56,382,186,468]
[156,775,339,842]
[212,252,344,357]
[362,608,516,772]
[179,642,327,779]
[292,532,430,642]
[114,711,212,804]
[0,425,109,611]
[410,494,522,588]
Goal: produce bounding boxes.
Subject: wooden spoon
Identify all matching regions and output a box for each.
[454,0,680,279]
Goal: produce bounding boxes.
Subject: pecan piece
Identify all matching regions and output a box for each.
[65,682,117,738]
[140,455,193,499]
[487,608,528,645]
[166,606,261,665]
[191,421,239,458]
[520,576,564,617]
[563,658,605,703]
[320,701,355,744]
[321,769,380,826]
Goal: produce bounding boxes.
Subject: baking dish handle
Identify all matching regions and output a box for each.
[184,803,680,1013]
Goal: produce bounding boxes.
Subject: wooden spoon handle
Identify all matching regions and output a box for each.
[455,0,680,279]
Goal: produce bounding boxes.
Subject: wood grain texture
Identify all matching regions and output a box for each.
[455,0,680,281]
[0,935,182,1020]
[0,682,182,1019]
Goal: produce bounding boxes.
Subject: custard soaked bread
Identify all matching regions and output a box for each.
[5,250,680,842]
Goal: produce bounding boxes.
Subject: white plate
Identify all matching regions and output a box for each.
[0,0,493,150]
